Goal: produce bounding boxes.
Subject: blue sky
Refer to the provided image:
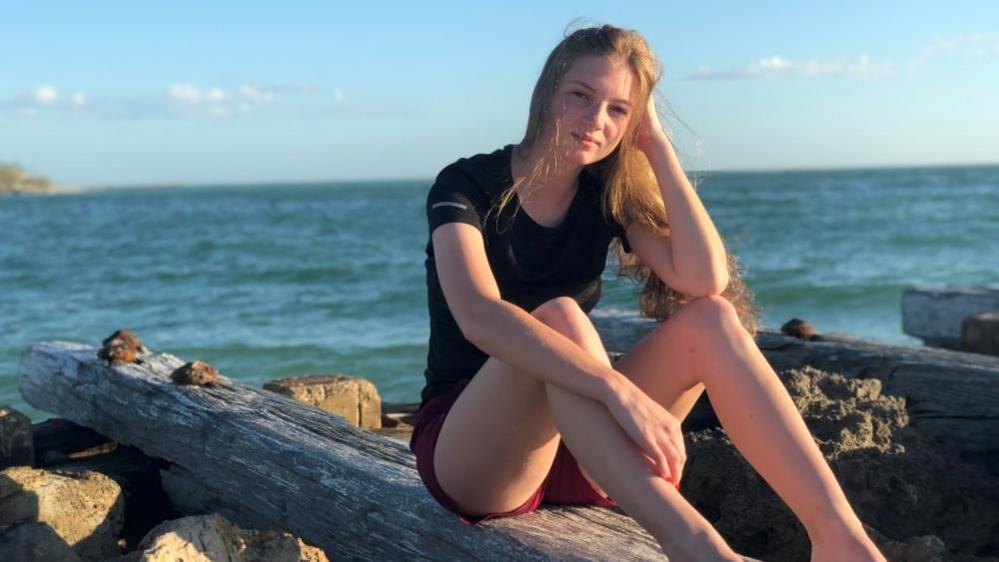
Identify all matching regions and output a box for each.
[1,1,997,187]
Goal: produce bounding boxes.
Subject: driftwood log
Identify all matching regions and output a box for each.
[592,309,999,471]
[19,341,761,562]
[902,287,999,349]
[962,312,999,356]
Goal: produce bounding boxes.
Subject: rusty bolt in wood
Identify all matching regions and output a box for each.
[170,361,220,386]
[97,344,136,366]
[97,329,146,366]
[101,329,146,352]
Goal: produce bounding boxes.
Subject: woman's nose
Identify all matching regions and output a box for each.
[583,102,607,129]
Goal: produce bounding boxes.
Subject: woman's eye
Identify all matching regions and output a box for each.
[572,91,588,100]
[612,106,628,116]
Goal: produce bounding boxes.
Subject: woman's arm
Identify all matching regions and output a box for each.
[630,96,729,297]
[432,222,626,403]
[433,221,686,482]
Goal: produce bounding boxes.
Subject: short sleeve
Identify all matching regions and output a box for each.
[610,216,632,254]
[426,165,484,236]
[588,168,631,254]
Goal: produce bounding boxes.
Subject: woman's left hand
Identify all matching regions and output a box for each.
[636,94,670,156]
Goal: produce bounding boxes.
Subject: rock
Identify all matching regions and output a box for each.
[111,513,329,562]
[864,524,948,562]
[0,466,124,561]
[780,318,817,340]
[1,405,34,467]
[263,374,382,429]
[902,287,999,349]
[241,527,330,562]
[0,521,83,562]
[679,366,999,561]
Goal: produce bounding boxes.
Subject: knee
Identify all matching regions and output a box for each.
[675,295,743,335]
[530,296,589,340]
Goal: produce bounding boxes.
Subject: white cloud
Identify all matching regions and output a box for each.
[34,85,59,105]
[238,84,275,103]
[691,54,894,80]
[922,32,999,57]
[168,83,208,105]
[755,55,793,73]
[3,80,358,121]
[168,84,229,104]
[165,83,287,116]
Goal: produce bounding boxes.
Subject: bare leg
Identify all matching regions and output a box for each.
[530,299,742,559]
[545,382,740,560]
[610,296,884,561]
[434,297,740,559]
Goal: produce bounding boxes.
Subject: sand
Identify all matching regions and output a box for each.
[680,365,999,562]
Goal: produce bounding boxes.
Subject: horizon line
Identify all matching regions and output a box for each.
[67,159,999,192]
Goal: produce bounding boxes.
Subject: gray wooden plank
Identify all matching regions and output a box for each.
[19,341,762,561]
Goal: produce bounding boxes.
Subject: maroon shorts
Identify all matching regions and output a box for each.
[409,378,618,525]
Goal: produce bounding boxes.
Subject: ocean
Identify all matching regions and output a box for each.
[3,164,998,422]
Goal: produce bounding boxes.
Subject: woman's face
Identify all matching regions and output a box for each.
[549,55,637,166]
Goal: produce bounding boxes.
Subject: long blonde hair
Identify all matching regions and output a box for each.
[489,23,760,334]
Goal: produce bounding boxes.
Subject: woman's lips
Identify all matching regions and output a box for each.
[572,132,598,147]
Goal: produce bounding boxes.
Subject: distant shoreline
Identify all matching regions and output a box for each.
[0,163,59,195]
[709,160,999,175]
[68,160,999,193]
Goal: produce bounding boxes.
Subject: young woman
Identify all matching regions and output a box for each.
[410,24,885,561]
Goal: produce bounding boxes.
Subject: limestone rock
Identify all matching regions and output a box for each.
[902,287,999,348]
[0,521,83,562]
[680,366,999,561]
[263,374,381,429]
[865,524,948,562]
[1,405,33,467]
[0,466,124,561]
[114,513,328,562]
[241,527,330,562]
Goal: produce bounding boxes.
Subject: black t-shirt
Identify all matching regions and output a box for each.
[420,144,631,405]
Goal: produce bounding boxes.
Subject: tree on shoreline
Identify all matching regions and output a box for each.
[0,163,56,194]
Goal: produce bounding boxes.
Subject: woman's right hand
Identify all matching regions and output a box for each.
[603,374,687,489]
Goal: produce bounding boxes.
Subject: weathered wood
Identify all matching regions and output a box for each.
[901,287,999,348]
[591,309,999,463]
[48,445,178,551]
[963,312,999,356]
[32,417,116,465]
[19,341,760,561]
[1,406,33,467]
